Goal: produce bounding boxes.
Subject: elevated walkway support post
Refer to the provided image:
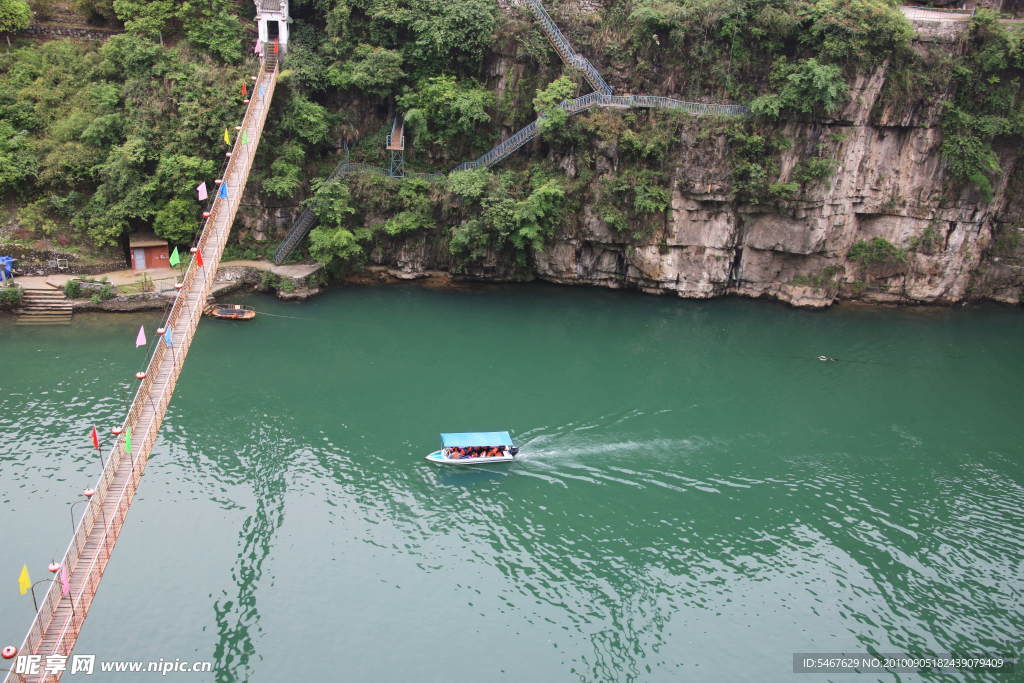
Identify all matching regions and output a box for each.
[4,46,279,683]
[386,116,405,178]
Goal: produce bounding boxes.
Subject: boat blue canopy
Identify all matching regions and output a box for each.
[441,431,514,448]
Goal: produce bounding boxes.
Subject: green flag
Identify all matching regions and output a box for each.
[124,427,132,453]
[169,247,180,267]
[241,130,248,145]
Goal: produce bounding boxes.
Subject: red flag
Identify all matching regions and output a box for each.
[241,82,247,97]
[90,426,99,450]
[195,250,204,267]
[273,41,279,55]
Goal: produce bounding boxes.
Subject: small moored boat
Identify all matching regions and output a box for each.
[204,303,256,320]
[425,431,519,465]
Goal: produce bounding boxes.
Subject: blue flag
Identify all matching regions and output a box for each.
[164,329,173,347]
[259,85,265,97]
[218,183,228,199]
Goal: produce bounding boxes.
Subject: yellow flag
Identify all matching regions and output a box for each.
[223,128,231,146]
[18,565,30,595]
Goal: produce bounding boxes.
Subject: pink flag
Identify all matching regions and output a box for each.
[60,563,70,596]
[135,325,146,348]
[197,182,208,202]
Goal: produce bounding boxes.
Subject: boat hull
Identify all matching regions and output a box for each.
[425,450,516,465]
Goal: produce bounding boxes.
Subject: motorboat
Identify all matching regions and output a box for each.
[425,431,519,465]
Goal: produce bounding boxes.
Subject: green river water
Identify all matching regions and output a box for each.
[1,284,1022,681]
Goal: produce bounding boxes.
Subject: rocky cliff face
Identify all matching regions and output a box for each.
[256,11,1024,308]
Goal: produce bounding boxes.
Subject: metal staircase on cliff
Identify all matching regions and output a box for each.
[520,0,611,95]
[453,93,748,171]
[272,0,749,263]
[3,40,280,683]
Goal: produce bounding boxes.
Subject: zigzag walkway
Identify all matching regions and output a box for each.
[519,0,611,95]
[454,93,747,171]
[4,49,279,683]
[273,0,748,262]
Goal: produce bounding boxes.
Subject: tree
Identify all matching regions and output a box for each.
[750,58,848,119]
[399,75,492,146]
[327,44,405,97]
[534,75,577,136]
[0,0,31,47]
[306,178,370,264]
[153,198,198,243]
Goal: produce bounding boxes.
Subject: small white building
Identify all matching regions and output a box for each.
[255,0,290,53]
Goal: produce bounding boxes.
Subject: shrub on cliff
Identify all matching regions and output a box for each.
[750,58,848,119]
[399,76,493,147]
[939,10,1024,202]
[848,238,907,267]
[796,0,912,65]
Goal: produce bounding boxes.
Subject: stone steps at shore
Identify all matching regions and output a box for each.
[17,288,73,324]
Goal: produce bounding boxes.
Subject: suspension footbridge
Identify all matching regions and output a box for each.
[4,24,283,683]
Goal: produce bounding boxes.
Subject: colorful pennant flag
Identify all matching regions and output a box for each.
[218,183,228,199]
[18,565,30,595]
[241,82,247,97]
[196,182,208,202]
[195,250,205,268]
[91,426,99,450]
[124,427,132,454]
[169,247,180,267]
[60,563,70,596]
[223,128,231,146]
[135,325,146,348]
[164,329,173,347]
[241,130,248,145]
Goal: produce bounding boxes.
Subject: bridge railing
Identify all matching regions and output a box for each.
[522,0,612,94]
[903,4,975,15]
[7,51,278,682]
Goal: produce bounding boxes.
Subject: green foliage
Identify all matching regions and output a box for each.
[113,0,174,38]
[534,75,577,136]
[74,0,115,24]
[63,279,82,299]
[90,282,115,303]
[795,0,911,65]
[939,11,1024,202]
[0,37,247,248]
[627,0,909,99]
[750,58,848,119]
[328,44,406,97]
[18,199,59,236]
[449,172,568,263]
[307,178,371,264]
[726,127,794,203]
[792,156,839,185]
[0,0,31,34]
[447,168,490,199]
[909,223,943,254]
[383,177,436,235]
[848,237,907,266]
[0,285,22,309]
[0,119,38,195]
[153,198,197,243]
[281,93,330,145]
[596,169,671,237]
[789,264,843,291]
[399,75,493,147]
